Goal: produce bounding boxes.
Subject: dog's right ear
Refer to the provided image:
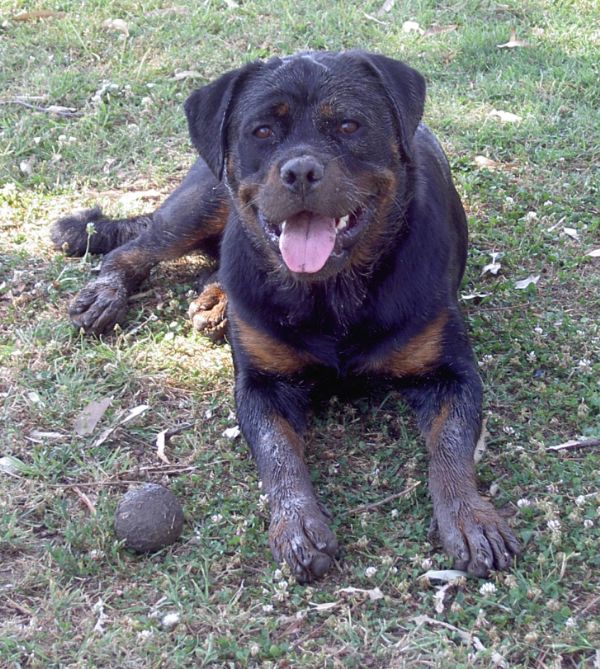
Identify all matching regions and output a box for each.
[184,62,262,180]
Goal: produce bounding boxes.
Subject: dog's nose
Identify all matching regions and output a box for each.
[280,155,324,192]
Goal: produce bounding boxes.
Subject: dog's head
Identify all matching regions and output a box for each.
[185,51,425,279]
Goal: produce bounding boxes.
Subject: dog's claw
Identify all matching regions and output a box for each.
[69,273,129,335]
[269,502,338,583]
[433,495,520,577]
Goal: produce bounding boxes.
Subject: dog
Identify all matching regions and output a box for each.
[52,51,520,582]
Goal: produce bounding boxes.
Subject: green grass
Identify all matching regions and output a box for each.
[1,0,599,667]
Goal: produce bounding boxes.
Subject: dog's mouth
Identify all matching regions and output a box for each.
[259,209,368,274]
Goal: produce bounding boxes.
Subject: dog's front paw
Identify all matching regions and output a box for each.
[432,494,521,577]
[69,273,129,334]
[269,502,339,583]
[188,281,228,341]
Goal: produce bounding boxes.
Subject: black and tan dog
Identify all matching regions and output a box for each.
[52,51,520,582]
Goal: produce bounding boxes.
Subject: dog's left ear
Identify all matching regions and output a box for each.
[184,61,262,180]
[356,52,426,162]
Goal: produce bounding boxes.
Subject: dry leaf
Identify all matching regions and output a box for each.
[562,227,578,240]
[155,430,171,465]
[514,275,540,290]
[92,598,108,632]
[474,155,499,170]
[337,586,384,601]
[461,291,490,302]
[419,569,468,583]
[0,455,28,476]
[222,426,241,439]
[173,70,203,81]
[481,252,502,276]
[424,24,457,37]
[585,249,600,257]
[28,430,67,442]
[46,105,78,116]
[377,0,395,15]
[102,18,129,36]
[145,6,190,17]
[402,20,424,34]
[497,30,529,48]
[474,418,489,464]
[309,601,339,611]
[74,397,113,436]
[19,157,36,176]
[488,109,522,123]
[93,404,150,447]
[13,10,66,21]
[223,0,239,8]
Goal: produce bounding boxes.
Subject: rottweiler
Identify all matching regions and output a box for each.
[52,50,520,582]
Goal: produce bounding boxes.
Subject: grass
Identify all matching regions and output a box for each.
[1,0,599,667]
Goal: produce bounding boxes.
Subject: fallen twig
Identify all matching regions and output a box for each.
[49,464,203,489]
[0,99,81,117]
[5,597,34,617]
[342,481,420,516]
[414,614,485,652]
[546,437,600,452]
[72,486,97,514]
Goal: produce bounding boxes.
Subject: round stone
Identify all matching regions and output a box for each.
[114,483,184,553]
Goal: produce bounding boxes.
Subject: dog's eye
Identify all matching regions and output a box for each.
[253,125,274,139]
[339,120,360,135]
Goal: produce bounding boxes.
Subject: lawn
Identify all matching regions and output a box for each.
[1,1,599,667]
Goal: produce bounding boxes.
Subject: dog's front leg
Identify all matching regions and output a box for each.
[230,318,338,583]
[403,367,521,576]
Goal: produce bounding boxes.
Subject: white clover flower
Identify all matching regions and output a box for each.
[390,509,399,519]
[137,630,153,641]
[565,617,576,628]
[211,513,223,523]
[575,495,587,507]
[160,612,180,630]
[517,498,532,508]
[584,519,594,529]
[479,582,497,596]
[262,604,274,613]
[365,566,378,579]
[547,519,561,532]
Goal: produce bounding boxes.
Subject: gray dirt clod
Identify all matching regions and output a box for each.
[114,483,184,553]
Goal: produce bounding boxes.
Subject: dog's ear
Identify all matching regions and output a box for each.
[356,52,426,162]
[184,62,262,180]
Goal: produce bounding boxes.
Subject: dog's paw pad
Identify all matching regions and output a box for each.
[188,281,228,341]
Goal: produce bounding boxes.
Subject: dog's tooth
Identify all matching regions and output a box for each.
[336,216,349,231]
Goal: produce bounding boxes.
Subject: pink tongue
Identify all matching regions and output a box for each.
[279,212,336,273]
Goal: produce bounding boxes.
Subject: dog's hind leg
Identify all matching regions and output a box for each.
[63,159,230,335]
[51,206,153,257]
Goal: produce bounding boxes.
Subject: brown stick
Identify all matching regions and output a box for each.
[342,481,420,516]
